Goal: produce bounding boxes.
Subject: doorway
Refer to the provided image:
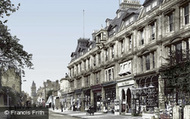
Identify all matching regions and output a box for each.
[126,88,131,113]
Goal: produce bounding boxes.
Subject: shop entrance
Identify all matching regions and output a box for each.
[126,88,131,113]
[94,92,101,112]
[121,89,126,112]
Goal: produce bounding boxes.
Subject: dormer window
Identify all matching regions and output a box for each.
[129,17,134,23]
[152,1,158,8]
[125,20,129,26]
[146,5,151,12]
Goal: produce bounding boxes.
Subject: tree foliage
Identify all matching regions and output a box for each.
[0,0,33,73]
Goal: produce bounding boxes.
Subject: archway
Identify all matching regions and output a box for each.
[121,89,125,112]
[126,88,131,113]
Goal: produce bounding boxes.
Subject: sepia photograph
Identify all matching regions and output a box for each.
[0,0,190,119]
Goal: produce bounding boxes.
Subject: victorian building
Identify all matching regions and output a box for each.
[64,0,190,117]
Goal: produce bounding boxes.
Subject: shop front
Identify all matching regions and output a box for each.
[74,89,82,111]
[67,92,74,110]
[91,84,102,112]
[102,81,116,113]
[117,77,135,114]
[82,87,91,111]
[134,74,159,114]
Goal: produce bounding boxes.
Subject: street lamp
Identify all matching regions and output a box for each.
[7,89,9,107]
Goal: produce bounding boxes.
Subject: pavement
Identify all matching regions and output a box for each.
[49,108,143,119]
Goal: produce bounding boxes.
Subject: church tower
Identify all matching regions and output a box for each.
[31,81,37,97]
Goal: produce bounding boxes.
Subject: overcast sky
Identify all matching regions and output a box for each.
[7,0,145,95]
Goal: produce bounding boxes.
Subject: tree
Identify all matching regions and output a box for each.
[0,0,33,75]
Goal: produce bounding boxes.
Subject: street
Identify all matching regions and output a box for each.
[49,109,143,119]
[49,111,80,119]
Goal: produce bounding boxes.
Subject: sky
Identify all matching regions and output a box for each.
[6,0,144,95]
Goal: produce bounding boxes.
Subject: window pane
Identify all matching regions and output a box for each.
[169,14,173,31]
[175,42,182,63]
[146,54,150,70]
[184,5,189,24]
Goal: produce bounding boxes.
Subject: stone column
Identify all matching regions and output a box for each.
[158,75,165,111]
[101,87,105,111]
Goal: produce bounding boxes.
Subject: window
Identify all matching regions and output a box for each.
[95,72,100,84]
[88,58,90,69]
[141,57,143,71]
[140,29,144,45]
[129,36,132,50]
[145,54,150,70]
[186,40,189,59]
[184,4,189,25]
[152,52,155,68]
[77,79,81,89]
[169,13,174,31]
[130,17,134,23]
[85,76,90,87]
[152,1,158,8]
[146,6,151,12]
[105,49,108,61]
[94,55,96,66]
[121,40,124,54]
[125,20,129,26]
[111,45,114,58]
[175,42,182,63]
[108,69,111,81]
[84,60,86,70]
[105,67,114,81]
[151,23,156,40]
[119,60,132,76]
[98,53,101,64]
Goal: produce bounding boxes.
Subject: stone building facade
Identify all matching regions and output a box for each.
[1,67,21,93]
[64,0,190,116]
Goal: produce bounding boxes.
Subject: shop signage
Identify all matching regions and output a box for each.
[118,80,134,87]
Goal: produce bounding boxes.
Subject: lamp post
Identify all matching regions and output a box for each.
[7,89,9,107]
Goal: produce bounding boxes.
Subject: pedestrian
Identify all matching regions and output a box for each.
[52,104,55,110]
[61,103,63,112]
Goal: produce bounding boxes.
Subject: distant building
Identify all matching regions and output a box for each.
[31,81,37,105]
